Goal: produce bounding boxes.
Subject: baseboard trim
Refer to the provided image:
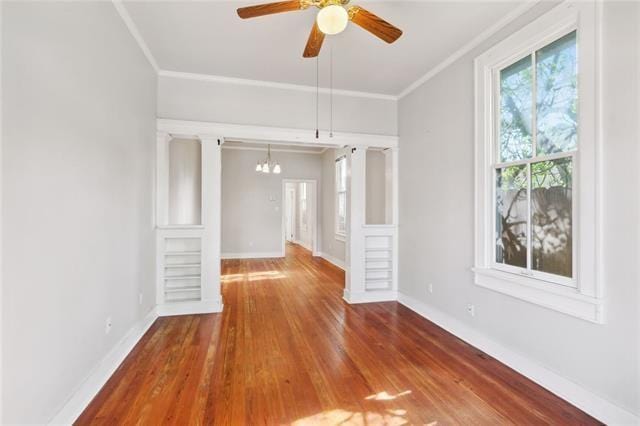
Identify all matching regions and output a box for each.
[156,298,223,316]
[397,292,639,425]
[221,251,283,259]
[343,289,397,304]
[317,251,346,270]
[49,308,158,425]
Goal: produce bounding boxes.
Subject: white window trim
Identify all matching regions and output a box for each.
[335,156,347,240]
[474,2,604,323]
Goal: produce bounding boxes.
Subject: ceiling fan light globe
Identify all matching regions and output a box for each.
[317,5,348,35]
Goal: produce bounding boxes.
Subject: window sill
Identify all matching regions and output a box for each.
[335,233,346,242]
[472,267,604,323]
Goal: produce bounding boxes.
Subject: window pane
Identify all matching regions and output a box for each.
[338,192,346,233]
[531,158,572,277]
[500,56,533,162]
[337,158,347,192]
[536,31,578,155]
[496,165,528,268]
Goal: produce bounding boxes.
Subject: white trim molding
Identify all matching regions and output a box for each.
[111,0,159,72]
[343,289,397,304]
[397,292,639,426]
[222,144,325,155]
[318,252,346,270]
[158,119,398,150]
[113,0,535,102]
[49,308,158,425]
[159,70,397,101]
[398,2,537,98]
[473,2,603,323]
[156,299,222,317]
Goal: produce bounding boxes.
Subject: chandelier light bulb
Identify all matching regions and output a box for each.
[262,162,270,173]
[273,163,281,174]
[255,161,262,172]
[317,5,348,35]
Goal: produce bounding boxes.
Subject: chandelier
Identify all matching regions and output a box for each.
[255,144,281,174]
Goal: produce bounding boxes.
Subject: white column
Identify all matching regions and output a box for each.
[344,146,366,303]
[199,136,224,312]
[390,147,399,293]
[383,148,393,224]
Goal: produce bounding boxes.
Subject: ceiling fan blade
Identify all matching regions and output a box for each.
[348,6,402,43]
[303,22,325,58]
[237,1,302,19]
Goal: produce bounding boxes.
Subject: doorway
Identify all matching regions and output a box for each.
[285,184,296,242]
[282,179,318,257]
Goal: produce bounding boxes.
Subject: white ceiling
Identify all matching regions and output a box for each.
[123,1,526,96]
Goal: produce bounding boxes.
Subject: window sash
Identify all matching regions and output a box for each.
[335,156,347,236]
[491,29,578,288]
[491,152,577,288]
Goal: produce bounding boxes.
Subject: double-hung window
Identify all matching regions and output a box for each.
[474,3,603,322]
[335,156,347,238]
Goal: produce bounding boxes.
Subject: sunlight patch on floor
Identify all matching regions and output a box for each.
[221,270,287,282]
[291,408,411,425]
[365,390,412,401]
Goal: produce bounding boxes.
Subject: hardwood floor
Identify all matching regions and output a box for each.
[77,243,599,425]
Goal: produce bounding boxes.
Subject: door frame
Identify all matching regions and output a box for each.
[284,184,296,242]
[281,179,318,257]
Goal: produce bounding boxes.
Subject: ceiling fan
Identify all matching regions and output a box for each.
[237,0,403,58]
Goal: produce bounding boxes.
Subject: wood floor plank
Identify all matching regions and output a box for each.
[76,243,601,425]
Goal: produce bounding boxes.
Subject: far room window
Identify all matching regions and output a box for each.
[474,3,603,322]
[335,156,347,237]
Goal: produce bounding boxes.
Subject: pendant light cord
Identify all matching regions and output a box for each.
[315,55,319,139]
[330,40,333,138]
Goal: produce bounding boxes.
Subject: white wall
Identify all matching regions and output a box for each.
[365,149,387,225]
[320,148,347,264]
[158,75,398,136]
[221,148,322,256]
[2,2,157,423]
[398,1,639,418]
[168,138,202,225]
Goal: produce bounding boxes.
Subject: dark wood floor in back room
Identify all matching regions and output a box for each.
[76,242,600,425]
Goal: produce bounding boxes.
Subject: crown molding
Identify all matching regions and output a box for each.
[113,0,535,102]
[397,1,538,99]
[112,0,159,72]
[158,70,398,101]
[111,0,396,101]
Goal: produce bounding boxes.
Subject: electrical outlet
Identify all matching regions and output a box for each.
[428,283,433,294]
[139,293,143,305]
[466,304,475,317]
[105,317,112,334]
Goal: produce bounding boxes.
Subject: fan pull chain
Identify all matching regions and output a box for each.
[329,40,333,138]
[315,55,319,139]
